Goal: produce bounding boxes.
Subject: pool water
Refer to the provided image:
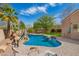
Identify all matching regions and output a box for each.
[24,34,61,47]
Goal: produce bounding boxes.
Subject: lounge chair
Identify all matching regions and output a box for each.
[39,50,57,56]
[11,46,19,56]
[27,47,39,55]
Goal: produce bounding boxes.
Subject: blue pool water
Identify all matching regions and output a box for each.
[24,34,61,47]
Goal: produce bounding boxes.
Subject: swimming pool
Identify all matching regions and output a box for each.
[24,34,61,47]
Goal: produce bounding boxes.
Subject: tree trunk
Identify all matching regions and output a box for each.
[6,20,10,38]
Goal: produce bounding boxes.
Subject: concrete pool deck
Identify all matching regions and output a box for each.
[1,37,79,56]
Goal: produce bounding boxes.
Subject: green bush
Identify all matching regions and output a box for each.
[45,32,61,37]
[27,28,34,33]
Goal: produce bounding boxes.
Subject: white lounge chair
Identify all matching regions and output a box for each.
[39,50,57,56]
[27,47,39,56]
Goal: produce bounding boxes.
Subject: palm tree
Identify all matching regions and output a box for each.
[0,4,18,38]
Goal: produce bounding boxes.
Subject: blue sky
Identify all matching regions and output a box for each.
[10,3,79,26]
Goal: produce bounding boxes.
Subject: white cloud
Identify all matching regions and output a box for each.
[20,5,47,16]
[55,17,61,24]
[54,13,61,18]
[58,3,63,5]
[26,7,37,15]
[37,6,47,13]
[48,3,63,7]
[54,13,62,24]
[48,3,57,7]
[20,7,37,16]
[20,3,63,16]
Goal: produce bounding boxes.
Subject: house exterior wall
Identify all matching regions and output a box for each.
[62,10,79,40]
[62,16,71,37]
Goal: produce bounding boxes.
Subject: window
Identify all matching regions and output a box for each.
[73,24,78,29]
[73,24,79,32]
[77,24,79,32]
[67,26,71,33]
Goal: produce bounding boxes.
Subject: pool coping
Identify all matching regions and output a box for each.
[28,33,53,38]
[27,33,61,41]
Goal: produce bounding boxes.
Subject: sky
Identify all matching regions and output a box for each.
[10,3,79,26]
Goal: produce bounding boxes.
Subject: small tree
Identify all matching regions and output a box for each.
[19,21,26,31]
[33,15,55,33]
[27,28,34,33]
[33,21,42,33]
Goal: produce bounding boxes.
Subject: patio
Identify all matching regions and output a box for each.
[0,37,79,56]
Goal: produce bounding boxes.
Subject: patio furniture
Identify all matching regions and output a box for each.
[39,50,57,56]
[11,46,19,56]
[27,47,39,55]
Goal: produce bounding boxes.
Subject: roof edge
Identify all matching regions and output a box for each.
[62,9,79,23]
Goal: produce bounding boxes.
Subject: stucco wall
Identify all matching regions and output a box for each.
[70,11,79,40]
[62,10,79,40]
[62,16,71,38]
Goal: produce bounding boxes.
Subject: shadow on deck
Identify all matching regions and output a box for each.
[58,37,79,45]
